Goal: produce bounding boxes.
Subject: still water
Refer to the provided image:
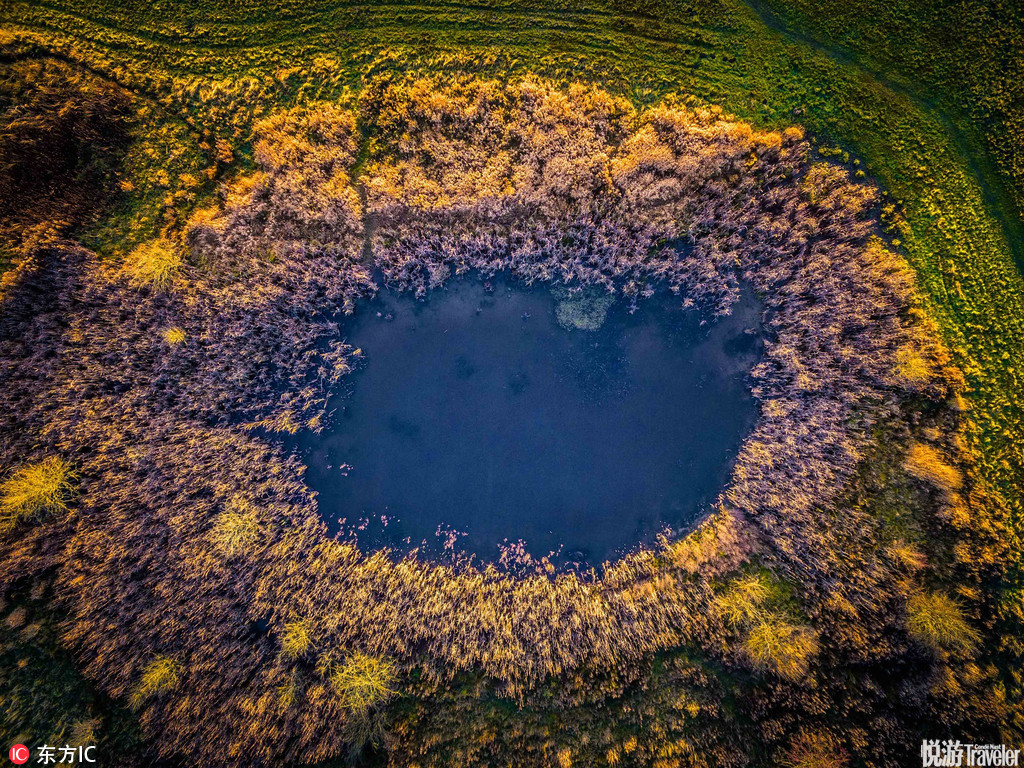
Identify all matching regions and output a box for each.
[290,277,761,568]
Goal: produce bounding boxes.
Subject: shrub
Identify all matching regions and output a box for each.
[276,671,302,710]
[208,496,260,558]
[904,443,962,494]
[743,615,819,681]
[894,347,931,384]
[784,732,849,768]
[0,457,75,533]
[131,656,180,707]
[123,238,181,289]
[163,327,186,345]
[279,620,313,660]
[906,592,980,654]
[715,574,772,626]
[326,653,397,712]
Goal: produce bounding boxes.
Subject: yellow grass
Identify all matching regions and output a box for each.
[131,656,181,707]
[123,237,181,289]
[743,615,819,681]
[279,619,313,660]
[906,592,980,654]
[163,327,186,344]
[326,652,396,711]
[0,457,75,532]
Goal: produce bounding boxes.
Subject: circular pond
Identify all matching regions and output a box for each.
[289,277,762,566]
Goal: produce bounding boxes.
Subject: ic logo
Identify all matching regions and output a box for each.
[9,744,29,765]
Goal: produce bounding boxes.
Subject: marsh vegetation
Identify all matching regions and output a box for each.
[0,40,1018,768]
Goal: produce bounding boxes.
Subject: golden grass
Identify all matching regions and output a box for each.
[324,652,396,712]
[208,496,260,558]
[279,619,313,660]
[163,326,186,344]
[904,442,963,494]
[131,656,181,708]
[906,592,980,654]
[715,574,772,626]
[743,615,819,682]
[123,237,181,289]
[0,456,75,532]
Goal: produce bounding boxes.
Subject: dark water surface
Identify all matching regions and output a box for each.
[289,277,762,567]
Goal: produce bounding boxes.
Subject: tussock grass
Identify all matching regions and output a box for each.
[162,327,186,344]
[208,496,260,558]
[0,457,75,532]
[131,656,180,708]
[906,592,980,654]
[322,652,396,712]
[743,615,819,682]
[123,238,181,289]
[715,573,772,626]
[279,620,313,660]
[904,442,963,494]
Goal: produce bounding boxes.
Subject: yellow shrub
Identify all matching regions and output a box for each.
[906,592,980,654]
[895,346,931,384]
[0,457,75,532]
[904,442,962,494]
[209,496,260,557]
[131,656,180,707]
[715,574,771,626]
[327,652,396,711]
[163,327,186,345]
[124,237,181,289]
[743,615,819,681]
[280,620,313,660]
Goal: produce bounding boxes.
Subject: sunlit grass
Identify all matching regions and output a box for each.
[904,442,963,495]
[279,620,313,660]
[715,573,772,626]
[906,591,980,654]
[208,496,260,558]
[323,652,396,712]
[162,326,186,344]
[0,457,75,533]
[131,656,180,708]
[123,237,181,289]
[743,615,819,682]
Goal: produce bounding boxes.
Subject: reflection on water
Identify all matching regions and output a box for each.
[287,276,762,568]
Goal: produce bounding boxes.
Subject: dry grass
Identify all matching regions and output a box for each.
[904,442,963,494]
[162,326,186,344]
[0,457,75,532]
[715,574,772,626]
[324,652,397,712]
[906,592,980,654]
[208,496,260,558]
[743,615,819,682]
[279,619,313,660]
[131,656,181,708]
[123,237,181,289]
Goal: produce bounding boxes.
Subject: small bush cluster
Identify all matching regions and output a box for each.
[0,457,74,533]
